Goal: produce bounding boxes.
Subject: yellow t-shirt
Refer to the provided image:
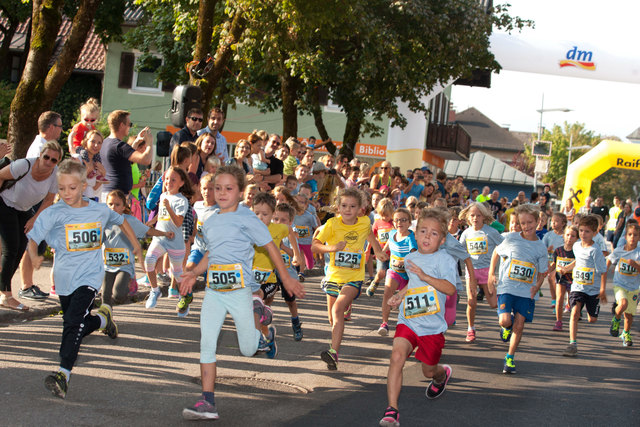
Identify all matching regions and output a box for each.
[316,215,371,284]
[252,222,289,284]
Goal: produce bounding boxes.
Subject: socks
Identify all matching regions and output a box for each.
[202,391,215,405]
[58,367,71,383]
[569,340,577,345]
[97,312,107,329]
[468,326,475,332]
[505,353,514,360]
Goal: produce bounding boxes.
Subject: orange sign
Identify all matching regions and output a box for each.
[423,150,445,169]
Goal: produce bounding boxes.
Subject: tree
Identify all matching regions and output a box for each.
[0,1,32,79]
[8,0,126,158]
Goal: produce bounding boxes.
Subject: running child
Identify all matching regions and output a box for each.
[606,222,640,347]
[379,208,456,427]
[103,190,173,308]
[313,187,387,370]
[26,160,142,398]
[562,214,608,357]
[179,166,305,420]
[367,198,394,296]
[273,202,305,341]
[542,213,567,308]
[181,174,218,317]
[293,190,317,280]
[376,207,417,336]
[488,204,548,374]
[144,167,192,310]
[251,192,303,357]
[551,225,578,331]
[459,202,504,342]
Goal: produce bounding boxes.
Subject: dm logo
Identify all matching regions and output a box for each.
[559,46,596,71]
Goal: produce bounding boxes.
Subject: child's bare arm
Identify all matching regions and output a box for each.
[405,260,456,295]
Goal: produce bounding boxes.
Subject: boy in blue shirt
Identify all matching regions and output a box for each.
[488,204,548,374]
[379,208,456,427]
[562,215,608,357]
[27,160,143,399]
[606,223,640,347]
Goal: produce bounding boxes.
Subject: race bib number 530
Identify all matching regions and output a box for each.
[65,222,102,251]
[508,259,535,284]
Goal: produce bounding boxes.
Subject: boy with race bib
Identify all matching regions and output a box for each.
[606,222,640,347]
[542,212,567,309]
[27,160,143,399]
[312,187,387,370]
[379,208,456,427]
[179,166,305,420]
[562,215,608,357]
[551,225,578,331]
[488,204,548,374]
[251,192,303,357]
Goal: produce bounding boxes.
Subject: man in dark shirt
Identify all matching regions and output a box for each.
[488,190,505,223]
[263,134,283,189]
[169,108,203,153]
[101,110,152,200]
[590,196,609,235]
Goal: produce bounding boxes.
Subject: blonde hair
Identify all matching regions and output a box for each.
[376,198,395,218]
[459,201,493,224]
[336,187,364,208]
[80,97,100,115]
[273,185,301,212]
[200,173,215,186]
[394,207,413,221]
[40,140,64,159]
[514,203,541,222]
[80,129,104,150]
[57,159,86,182]
[417,208,449,238]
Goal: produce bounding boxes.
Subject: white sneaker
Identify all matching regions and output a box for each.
[145,288,162,309]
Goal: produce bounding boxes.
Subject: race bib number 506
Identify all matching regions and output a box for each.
[65,222,102,251]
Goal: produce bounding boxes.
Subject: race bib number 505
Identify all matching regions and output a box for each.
[65,222,102,251]
[207,264,245,291]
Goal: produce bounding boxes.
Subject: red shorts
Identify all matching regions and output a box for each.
[394,323,445,366]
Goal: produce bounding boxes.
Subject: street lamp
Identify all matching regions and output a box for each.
[566,133,591,170]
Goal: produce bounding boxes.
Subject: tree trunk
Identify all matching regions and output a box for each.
[341,112,362,160]
[0,17,19,78]
[309,88,330,141]
[8,0,102,158]
[281,71,299,140]
[189,0,217,112]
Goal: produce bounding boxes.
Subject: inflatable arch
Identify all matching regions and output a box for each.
[562,139,640,212]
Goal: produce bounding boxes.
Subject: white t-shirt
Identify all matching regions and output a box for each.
[25,135,47,158]
[1,158,57,211]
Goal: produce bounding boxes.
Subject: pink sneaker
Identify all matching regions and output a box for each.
[553,320,563,331]
[465,329,476,342]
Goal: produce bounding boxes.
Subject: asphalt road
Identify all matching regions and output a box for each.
[1,267,639,426]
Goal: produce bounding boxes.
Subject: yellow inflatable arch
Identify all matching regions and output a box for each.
[562,139,640,212]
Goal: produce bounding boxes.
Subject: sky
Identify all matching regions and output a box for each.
[451,0,640,139]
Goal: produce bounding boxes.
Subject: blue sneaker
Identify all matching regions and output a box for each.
[500,327,512,343]
[292,320,303,341]
[503,357,516,374]
[266,326,278,359]
[257,334,270,352]
[168,287,180,298]
[145,287,161,309]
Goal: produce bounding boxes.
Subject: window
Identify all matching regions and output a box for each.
[132,55,163,93]
[118,52,175,95]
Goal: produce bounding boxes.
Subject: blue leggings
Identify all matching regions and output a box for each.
[200,287,260,363]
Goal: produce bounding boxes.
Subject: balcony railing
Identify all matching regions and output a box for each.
[425,123,471,161]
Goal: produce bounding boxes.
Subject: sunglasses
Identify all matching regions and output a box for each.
[128,122,134,128]
[42,154,59,164]
[380,167,389,170]
[84,118,96,122]
[189,117,204,122]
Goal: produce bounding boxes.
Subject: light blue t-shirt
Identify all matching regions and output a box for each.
[293,211,317,245]
[593,232,608,253]
[201,204,272,292]
[616,236,640,249]
[442,233,470,291]
[27,199,123,296]
[155,192,189,251]
[571,241,607,296]
[388,229,418,280]
[607,245,640,291]
[397,249,457,336]
[459,224,504,269]
[495,232,548,299]
[193,201,218,253]
[103,213,149,277]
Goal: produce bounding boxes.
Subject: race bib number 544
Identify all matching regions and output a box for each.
[65,222,102,251]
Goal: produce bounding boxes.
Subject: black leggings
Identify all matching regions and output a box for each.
[58,286,101,371]
[101,270,131,306]
[0,198,33,292]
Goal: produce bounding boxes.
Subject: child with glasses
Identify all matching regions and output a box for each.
[68,98,100,155]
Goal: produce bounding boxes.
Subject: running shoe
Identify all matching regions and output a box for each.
[177,294,193,317]
[298,273,305,282]
[182,399,219,420]
[426,364,452,399]
[137,275,151,287]
[538,289,543,297]
[553,320,563,331]
[253,298,273,326]
[562,343,578,357]
[266,326,278,359]
[292,320,303,341]
[622,332,633,347]
[465,329,476,343]
[609,316,621,337]
[377,322,389,336]
[366,281,378,297]
[563,304,570,313]
[44,371,68,399]
[257,334,270,352]
[157,273,171,283]
[50,283,56,296]
[98,304,118,339]
[500,327,512,343]
[168,287,180,298]
[550,299,556,309]
[344,304,352,321]
[19,285,49,300]
[145,287,162,309]
[321,349,338,370]
[502,357,516,374]
[379,406,400,427]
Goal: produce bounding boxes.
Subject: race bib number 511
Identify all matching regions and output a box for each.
[65,222,102,251]
[403,286,440,319]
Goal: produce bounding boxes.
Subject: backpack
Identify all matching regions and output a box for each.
[0,158,32,193]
